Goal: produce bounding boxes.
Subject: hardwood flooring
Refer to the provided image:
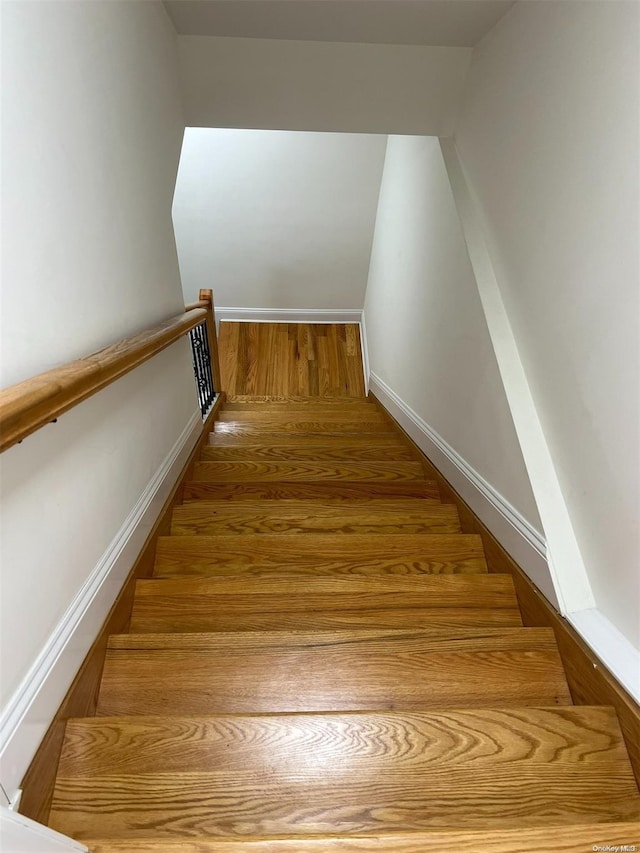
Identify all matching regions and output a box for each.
[79,825,640,853]
[219,323,366,397]
[129,574,523,633]
[48,394,640,849]
[51,708,638,839]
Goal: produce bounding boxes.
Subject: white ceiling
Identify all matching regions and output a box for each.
[164,1,515,48]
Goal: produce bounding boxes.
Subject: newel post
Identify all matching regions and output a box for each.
[199,289,222,393]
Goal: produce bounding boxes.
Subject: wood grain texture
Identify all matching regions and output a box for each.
[50,708,637,839]
[170,501,461,536]
[18,396,227,823]
[130,574,521,633]
[217,410,385,423]
[41,391,640,842]
[54,707,634,775]
[153,533,488,578]
[130,606,523,634]
[367,391,640,787]
[106,628,557,652]
[227,395,376,404]
[77,823,640,853]
[214,420,392,436]
[207,432,410,446]
[219,323,366,397]
[201,442,416,461]
[96,628,571,715]
[133,572,519,601]
[0,307,208,453]
[192,461,425,483]
[183,482,441,503]
[223,402,379,413]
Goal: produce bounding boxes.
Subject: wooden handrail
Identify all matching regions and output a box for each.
[0,306,209,454]
[184,299,209,312]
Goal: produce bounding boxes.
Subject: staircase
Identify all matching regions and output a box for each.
[48,396,640,851]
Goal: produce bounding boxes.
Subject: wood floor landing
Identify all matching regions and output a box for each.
[219,323,366,397]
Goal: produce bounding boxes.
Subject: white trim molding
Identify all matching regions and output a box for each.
[369,372,557,607]
[360,310,371,396]
[568,609,640,704]
[0,411,202,802]
[216,307,363,325]
[0,807,86,852]
[439,136,594,615]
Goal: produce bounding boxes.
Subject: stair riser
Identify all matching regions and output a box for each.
[192,462,425,482]
[183,482,441,502]
[170,506,461,536]
[200,445,416,461]
[153,534,487,578]
[97,631,571,716]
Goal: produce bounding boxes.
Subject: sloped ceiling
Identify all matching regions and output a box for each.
[164,0,515,48]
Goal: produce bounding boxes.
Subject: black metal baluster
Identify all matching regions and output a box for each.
[188,320,216,419]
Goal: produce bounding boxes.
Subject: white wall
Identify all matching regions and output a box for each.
[177,36,470,135]
[453,0,640,649]
[363,136,548,591]
[173,128,387,309]
[0,0,197,798]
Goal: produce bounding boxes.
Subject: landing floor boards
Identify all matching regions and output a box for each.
[219,323,366,397]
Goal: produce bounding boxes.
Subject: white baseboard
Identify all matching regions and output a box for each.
[0,807,87,851]
[369,372,557,607]
[0,411,202,802]
[217,307,363,325]
[568,609,640,703]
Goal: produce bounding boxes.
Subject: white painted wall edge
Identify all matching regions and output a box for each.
[0,410,202,802]
[568,609,640,704]
[216,307,363,324]
[368,372,556,605]
[360,311,370,396]
[439,136,595,615]
[0,807,86,852]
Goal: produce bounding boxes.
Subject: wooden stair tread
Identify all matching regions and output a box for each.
[201,443,416,461]
[215,421,394,436]
[78,822,640,853]
[223,403,380,414]
[183,482,441,503]
[226,396,372,403]
[226,395,374,404]
[130,575,522,632]
[50,708,639,839]
[170,500,461,535]
[217,410,386,422]
[97,628,571,715]
[207,433,409,446]
[153,533,487,578]
[192,461,425,482]
[47,395,640,845]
